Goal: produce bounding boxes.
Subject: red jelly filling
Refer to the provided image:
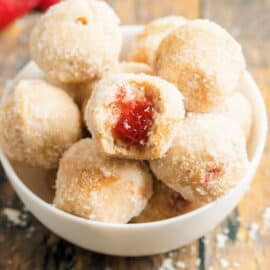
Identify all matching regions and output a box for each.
[112,86,154,146]
[204,167,222,184]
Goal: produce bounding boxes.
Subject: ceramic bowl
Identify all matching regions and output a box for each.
[0,25,267,256]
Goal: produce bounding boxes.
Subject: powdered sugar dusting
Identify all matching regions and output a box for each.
[248,223,259,240]
[176,261,186,269]
[216,233,227,248]
[2,208,27,227]
[100,166,112,178]
[158,258,175,270]
[219,258,229,268]
[26,226,36,239]
[195,258,201,267]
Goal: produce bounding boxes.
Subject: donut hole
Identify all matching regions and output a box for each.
[111,83,155,147]
[76,17,88,25]
[53,139,153,223]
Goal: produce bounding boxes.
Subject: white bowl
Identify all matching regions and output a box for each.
[0,26,267,256]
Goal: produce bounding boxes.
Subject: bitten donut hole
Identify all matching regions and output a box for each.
[85,74,184,160]
[111,83,155,147]
[76,17,88,25]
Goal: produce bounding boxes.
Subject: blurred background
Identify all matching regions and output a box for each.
[0,1,269,269]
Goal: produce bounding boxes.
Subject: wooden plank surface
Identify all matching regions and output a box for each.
[0,0,270,269]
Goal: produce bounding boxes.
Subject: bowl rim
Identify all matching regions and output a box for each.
[0,26,268,230]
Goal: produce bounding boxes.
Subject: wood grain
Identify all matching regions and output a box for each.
[1,1,270,269]
[106,0,199,24]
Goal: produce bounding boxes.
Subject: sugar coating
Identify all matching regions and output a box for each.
[54,138,153,223]
[156,19,246,112]
[80,62,154,121]
[48,77,96,105]
[80,62,153,109]
[110,61,154,75]
[132,179,198,223]
[210,93,252,140]
[30,0,121,83]
[54,62,154,116]
[79,62,154,119]
[150,114,249,204]
[129,16,187,67]
[84,73,185,160]
[0,79,81,169]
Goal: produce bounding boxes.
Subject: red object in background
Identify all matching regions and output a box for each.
[0,0,39,29]
[0,0,60,30]
[37,0,59,11]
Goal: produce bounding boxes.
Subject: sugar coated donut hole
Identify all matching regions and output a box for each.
[150,113,249,204]
[155,19,246,112]
[0,79,81,169]
[129,16,187,67]
[30,0,121,83]
[54,138,153,223]
[85,73,185,160]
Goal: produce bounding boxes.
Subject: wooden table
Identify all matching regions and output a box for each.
[0,1,269,269]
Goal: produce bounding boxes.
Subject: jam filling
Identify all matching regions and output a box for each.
[112,86,154,146]
[204,167,223,185]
